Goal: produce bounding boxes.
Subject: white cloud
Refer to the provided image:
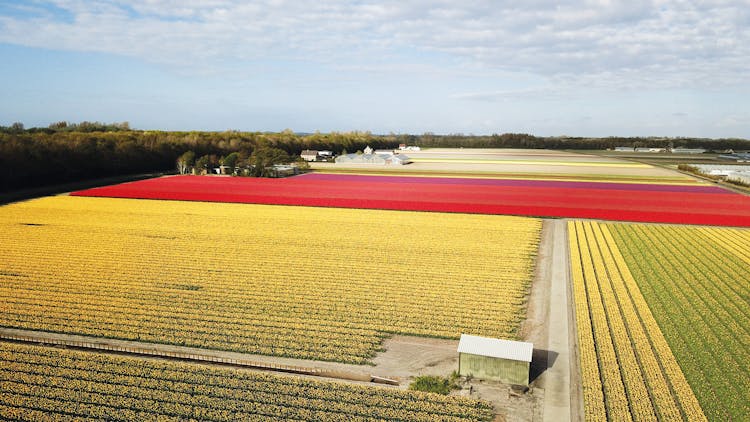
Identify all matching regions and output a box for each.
[450,87,572,102]
[1,1,748,90]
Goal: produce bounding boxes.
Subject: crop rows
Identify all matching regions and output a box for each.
[568,221,706,421]
[71,174,750,226]
[0,341,493,421]
[0,196,540,363]
[607,223,750,421]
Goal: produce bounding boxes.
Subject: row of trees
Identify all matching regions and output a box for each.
[405,133,750,150]
[0,127,393,191]
[176,147,306,177]
[1,121,131,134]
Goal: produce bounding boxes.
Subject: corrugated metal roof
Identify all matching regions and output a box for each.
[457,334,533,362]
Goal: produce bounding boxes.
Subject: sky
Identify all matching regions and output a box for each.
[0,1,749,137]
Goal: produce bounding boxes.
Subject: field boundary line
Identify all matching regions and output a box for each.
[0,327,382,384]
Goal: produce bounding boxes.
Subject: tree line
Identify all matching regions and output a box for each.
[176,147,310,178]
[410,132,750,150]
[1,121,748,192]
[0,126,392,191]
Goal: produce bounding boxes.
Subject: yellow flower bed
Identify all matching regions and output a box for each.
[569,221,706,421]
[0,196,540,363]
[0,342,494,421]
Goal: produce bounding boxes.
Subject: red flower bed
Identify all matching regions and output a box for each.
[71,174,750,227]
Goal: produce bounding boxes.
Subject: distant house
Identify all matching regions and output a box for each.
[635,147,666,153]
[301,150,319,162]
[457,334,533,386]
[614,146,634,152]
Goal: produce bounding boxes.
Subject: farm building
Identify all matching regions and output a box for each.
[335,153,411,165]
[457,334,533,385]
[300,150,319,161]
[335,153,386,165]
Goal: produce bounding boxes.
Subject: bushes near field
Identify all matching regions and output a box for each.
[408,374,461,395]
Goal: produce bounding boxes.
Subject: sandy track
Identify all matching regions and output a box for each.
[541,219,577,421]
[0,327,460,386]
[521,219,578,422]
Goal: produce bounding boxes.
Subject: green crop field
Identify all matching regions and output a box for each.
[608,224,750,421]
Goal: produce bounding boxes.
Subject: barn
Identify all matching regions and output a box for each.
[457,334,533,385]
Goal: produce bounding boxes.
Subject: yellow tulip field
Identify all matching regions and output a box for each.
[0,341,494,421]
[569,221,706,421]
[571,220,750,421]
[0,196,540,364]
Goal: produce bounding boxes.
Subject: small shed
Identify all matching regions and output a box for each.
[457,334,533,385]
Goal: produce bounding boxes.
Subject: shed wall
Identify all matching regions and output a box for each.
[459,352,529,385]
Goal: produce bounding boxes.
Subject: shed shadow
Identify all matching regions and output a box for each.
[530,348,558,383]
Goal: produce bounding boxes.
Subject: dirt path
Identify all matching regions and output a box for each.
[541,219,577,421]
[521,219,578,421]
[0,327,459,387]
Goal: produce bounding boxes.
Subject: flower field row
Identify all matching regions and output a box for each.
[306,174,722,193]
[0,196,540,363]
[607,223,750,421]
[71,174,750,226]
[408,158,651,167]
[0,341,494,421]
[314,168,698,185]
[568,221,706,421]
